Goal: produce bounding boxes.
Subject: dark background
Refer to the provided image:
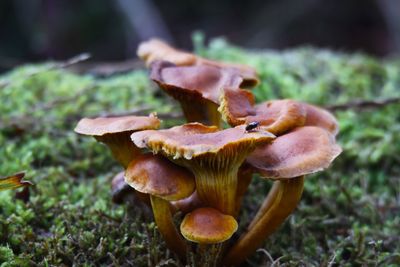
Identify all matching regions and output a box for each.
[1,0,400,67]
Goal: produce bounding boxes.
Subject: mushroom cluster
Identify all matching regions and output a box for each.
[75,39,341,266]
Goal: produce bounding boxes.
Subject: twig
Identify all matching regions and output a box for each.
[326,97,400,111]
[0,53,91,89]
[256,248,275,264]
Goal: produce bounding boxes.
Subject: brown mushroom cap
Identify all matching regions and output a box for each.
[131,122,275,160]
[150,61,251,105]
[180,207,238,244]
[125,153,195,201]
[219,91,307,135]
[74,114,160,136]
[247,126,342,179]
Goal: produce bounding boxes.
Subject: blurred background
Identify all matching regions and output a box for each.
[1,0,400,72]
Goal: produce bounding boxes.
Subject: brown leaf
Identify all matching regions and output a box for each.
[0,172,33,191]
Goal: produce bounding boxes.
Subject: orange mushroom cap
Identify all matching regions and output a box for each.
[125,153,195,201]
[74,114,160,136]
[219,90,307,135]
[180,207,238,244]
[131,122,275,160]
[246,126,342,179]
[74,114,160,168]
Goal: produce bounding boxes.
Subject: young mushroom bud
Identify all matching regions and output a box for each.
[181,207,238,267]
[125,153,196,261]
[180,207,238,244]
[74,114,160,168]
[223,126,342,266]
[131,123,275,216]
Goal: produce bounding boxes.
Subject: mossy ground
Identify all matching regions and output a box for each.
[1,37,399,266]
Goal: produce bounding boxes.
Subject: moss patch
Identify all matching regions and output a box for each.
[1,37,399,266]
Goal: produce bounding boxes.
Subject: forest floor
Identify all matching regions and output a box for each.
[1,37,399,266]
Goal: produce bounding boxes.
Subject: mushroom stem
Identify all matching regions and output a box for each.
[180,101,221,127]
[247,181,281,229]
[150,195,188,261]
[96,133,141,168]
[223,176,304,266]
[194,167,238,216]
[234,166,253,216]
[197,243,224,267]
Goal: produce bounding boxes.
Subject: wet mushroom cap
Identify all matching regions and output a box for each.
[180,207,238,244]
[131,123,275,160]
[74,114,160,136]
[247,126,342,179]
[125,153,195,201]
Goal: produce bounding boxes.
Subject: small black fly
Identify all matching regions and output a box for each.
[245,121,260,132]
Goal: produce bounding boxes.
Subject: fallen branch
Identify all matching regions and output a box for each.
[327,97,400,111]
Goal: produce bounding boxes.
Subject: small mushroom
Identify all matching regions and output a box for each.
[223,126,342,266]
[180,207,238,244]
[74,114,160,168]
[131,122,275,215]
[125,153,195,260]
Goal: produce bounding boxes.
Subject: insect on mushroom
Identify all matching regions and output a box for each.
[245,121,260,132]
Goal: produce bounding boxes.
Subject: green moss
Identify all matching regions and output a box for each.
[0,37,399,266]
